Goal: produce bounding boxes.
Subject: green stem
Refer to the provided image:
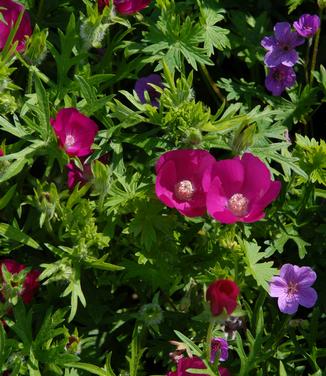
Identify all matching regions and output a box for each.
[309,10,323,85]
[304,39,312,84]
[206,319,214,364]
[200,64,225,103]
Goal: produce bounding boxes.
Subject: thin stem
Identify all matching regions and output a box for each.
[310,10,323,85]
[206,319,214,363]
[304,39,312,84]
[200,64,225,103]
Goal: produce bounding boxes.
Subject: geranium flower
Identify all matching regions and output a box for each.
[166,356,231,376]
[0,0,32,52]
[206,153,281,224]
[98,0,151,14]
[0,259,40,304]
[261,22,304,67]
[293,14,320,38]
[135,74,163,107]
[265,64,296,96]
[206,279,240,317]
[210,338,228,363]
[269,264,318,315]
[50,108,98,157]
[155,149,216,217]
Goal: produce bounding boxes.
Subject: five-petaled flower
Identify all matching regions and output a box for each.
[293,14,320,38]
[269,264,318,315]
[155,149,216,217]
[261,22,304,67]
[265,64,296,96]
[206,153,281,224]
[0,0,32,52]
[51,108,99,157]
[0,259,40,304]
[135,74,163,107]
[206,279,240,317]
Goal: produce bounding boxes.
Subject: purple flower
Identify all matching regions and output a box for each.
[269,264,318,315]
[261,22,304,67]
[265,64,296,96]
[135,74,163,107]
[210,338,228,363]
[293,14,320,38]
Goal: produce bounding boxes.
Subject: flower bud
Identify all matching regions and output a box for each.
[318,0,326,10]
[24,25,48,65]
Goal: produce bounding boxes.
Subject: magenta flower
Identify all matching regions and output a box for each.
[135,74,163,107]
[269,264,318,315]
[155,149,216,217]
[206,153,281,224]
[98,0,151,14]
[265,64,296,96]
[50,108,98,157]
[293,14,320,38]
[261,22,304,67]
[166,357,231,376]
[66,160,92,190]
[0,0,32,52]
[0,259,40,304]
[210,338,229,363]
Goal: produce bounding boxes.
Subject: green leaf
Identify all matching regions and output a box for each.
[63,362,114,376]
[0,223,41,249]
[240,239,277,291]
[286,0,304,13]
[0,184,16,210]
[174,330,202,357]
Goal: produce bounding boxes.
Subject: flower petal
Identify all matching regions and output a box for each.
[278,294,299,314]
[298,287,318,308]
[269,276,287,297]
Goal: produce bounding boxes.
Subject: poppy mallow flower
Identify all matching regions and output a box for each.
[269,264,318,315]
[265,64,296,96]
[135,74,163,107]
[206,153,281,224]
[261,22,304,67]
[155,149,216,217]
[166,356,231,376]
[50,108,99,157]
[293,14,320,38]
[98,0,151,14]
[0,0,32,52]
[0,259,40,304]
[206,279,240,317]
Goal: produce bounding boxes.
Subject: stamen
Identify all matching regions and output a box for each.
[174,180,195,201]
[65,134,75,147]
[228,193,249,217]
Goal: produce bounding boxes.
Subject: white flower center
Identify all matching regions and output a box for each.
[174,180,195,201]
[228,193,249,217]
[65,134,75,147]
[286,281,298,296]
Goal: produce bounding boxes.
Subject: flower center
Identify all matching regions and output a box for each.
[174,180,195,201]
[65,134,75,147]
[227,193,249,217]
[287,281,298,296]
[273,69,286,81]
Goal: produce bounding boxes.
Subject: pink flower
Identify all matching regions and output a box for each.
[206,279,240,316]
[0,0,32,52]
[0,259,40,304]
[66,160,92,190]
[166,357,231,376]
[98,0,151,14]
[206,153,281,224]
[293,14,320,38]
[50,108,98,157]
[0,149,4,156]
[155,150,216,217]
[269,264,317,315]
